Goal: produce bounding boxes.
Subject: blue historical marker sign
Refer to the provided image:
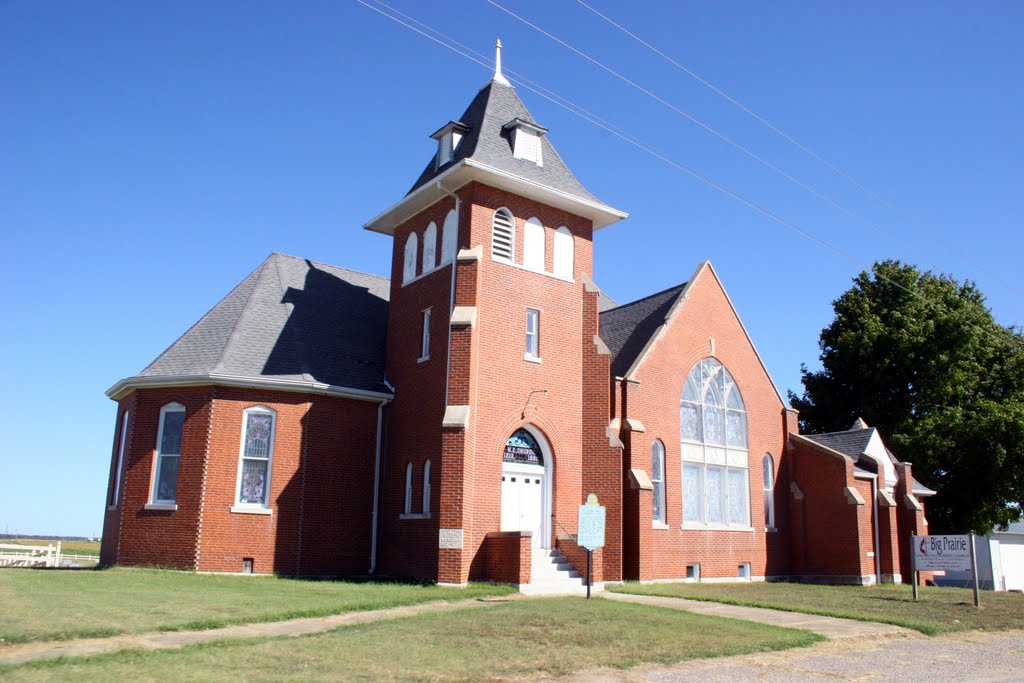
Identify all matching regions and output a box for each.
[578,493,606,551]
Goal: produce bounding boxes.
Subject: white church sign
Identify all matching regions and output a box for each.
[578,494,606,551]
[913,535,972,571]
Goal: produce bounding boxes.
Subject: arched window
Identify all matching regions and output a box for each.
[236,405,276,508]
[404,462,413,515]
[109,410,130,507]
[553,226,573,279]
[763,454,775,528]
[491,208,514,262]
[652,440,666,525]
[441,209,458,264]
[403,232,418,284]
[680,358,749,527]
[422,221,437,273]
[423,460,432,515]
[523,217,544,271]
[151,402,185,505]
[504,428,543,465]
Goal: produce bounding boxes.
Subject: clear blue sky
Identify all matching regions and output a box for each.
[2,1,1021,537]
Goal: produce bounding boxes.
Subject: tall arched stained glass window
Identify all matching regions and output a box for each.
[652,440,666,525]
[680,358,749,527]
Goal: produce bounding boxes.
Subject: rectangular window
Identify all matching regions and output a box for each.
[705,466,724,523]
[152,404,184,504]
[683,464,702,522]
[419,308,431,361]
[525,308,540,359]
[728,468,748,525]
[237,409,275,507]
[686,563,700,580]
[110,411,129,507]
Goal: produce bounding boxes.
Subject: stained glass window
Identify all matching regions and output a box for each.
[504,429,543,465]
[237,407,275,507]
[679,359,750,527]
[763,454,774,528]
[152,403,184,504]
[651,441,665,525]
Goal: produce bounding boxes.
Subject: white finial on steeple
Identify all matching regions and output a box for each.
[493,38,511,86]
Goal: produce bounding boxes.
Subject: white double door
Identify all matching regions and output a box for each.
[501,463,545,548]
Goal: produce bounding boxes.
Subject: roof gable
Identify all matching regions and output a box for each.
[599,283,687,378]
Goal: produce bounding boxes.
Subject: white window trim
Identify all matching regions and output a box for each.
[403,232,418,284]
[422,221,437,275]
[440,209,458,265]
[109,410,130,509]
[652,440,666,527]
[525,307,540,361]
[232,405,276,512]
[491,207,515,263]
[553,226,574,279]
[150,402,185,505]
[418,308,431,363]
[763,453,775,530]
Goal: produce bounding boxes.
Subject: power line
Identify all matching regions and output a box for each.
[354,0,1017,348]
[573,0,1024,299]
[486,0,925,258]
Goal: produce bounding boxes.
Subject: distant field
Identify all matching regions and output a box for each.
[5,539,100,557]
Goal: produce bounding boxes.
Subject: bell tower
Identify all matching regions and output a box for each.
[365,41,627,584]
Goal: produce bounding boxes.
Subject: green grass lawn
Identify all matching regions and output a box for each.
[0,568,515,644]
[609,581,1024,635]
[0,597,823,681]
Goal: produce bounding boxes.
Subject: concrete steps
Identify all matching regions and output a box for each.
[520,548,600,596]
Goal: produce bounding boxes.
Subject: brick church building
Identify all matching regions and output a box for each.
[100,48,934,590]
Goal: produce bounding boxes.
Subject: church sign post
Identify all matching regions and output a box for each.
[911,534,979,607]
[577,493,606,599]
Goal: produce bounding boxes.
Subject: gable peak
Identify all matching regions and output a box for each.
[850,417,870,430]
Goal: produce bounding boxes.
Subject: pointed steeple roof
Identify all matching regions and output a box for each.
[365,47,626,235]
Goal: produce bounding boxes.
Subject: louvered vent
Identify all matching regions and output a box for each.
[491,209,514,262]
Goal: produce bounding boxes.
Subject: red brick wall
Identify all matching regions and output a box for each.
[485,532,532,585]
[618,265,787,581]
[111,387,213,570]
[379,181,614,584]
[107,386,380,576]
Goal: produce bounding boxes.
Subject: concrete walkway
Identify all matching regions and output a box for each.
[603,591,917,640]
[0,597,507,666]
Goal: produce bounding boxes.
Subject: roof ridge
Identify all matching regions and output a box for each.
[808,426,877,438]
[269,251,390,285]
[138,258,268,376]
[212,255,276,376]
[602,281,687,314]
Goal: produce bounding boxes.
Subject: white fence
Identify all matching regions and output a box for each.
[0,542,62,568]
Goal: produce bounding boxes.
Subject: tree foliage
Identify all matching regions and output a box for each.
[790,260,1024,534]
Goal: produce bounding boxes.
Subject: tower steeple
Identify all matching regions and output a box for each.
[493,38,510,86]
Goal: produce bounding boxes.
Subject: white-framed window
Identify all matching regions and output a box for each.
[110,410,130,507]
[235,405,276,508]
[763,453,775,528]
[441,209,458,264]
[680,358,750,527]
[404,462,413,515]
[525,308,540,360]
[403,232,418,284]
[553,226,573,279]
[419,308,431,362]
[523,217,544,272]
[652,440,666,526]
[491,208,514,262]
[422,459,431,515]
[151,402,185,504]
[422,221,437,273]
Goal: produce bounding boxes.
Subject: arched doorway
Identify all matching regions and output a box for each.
[501,426,552,549]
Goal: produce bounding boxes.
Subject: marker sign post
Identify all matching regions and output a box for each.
[911,534,979,607]
[578,493,606,599]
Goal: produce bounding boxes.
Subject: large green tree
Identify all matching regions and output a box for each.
[790,260,1024,534]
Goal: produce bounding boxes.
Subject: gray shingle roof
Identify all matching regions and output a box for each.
[599,283,687,377]
[407,80,602,204]
[802,429,875,459]
[137,253,391,394]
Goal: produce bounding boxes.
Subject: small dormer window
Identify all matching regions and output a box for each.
[431,121,468,170]
[504,118,547,166]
